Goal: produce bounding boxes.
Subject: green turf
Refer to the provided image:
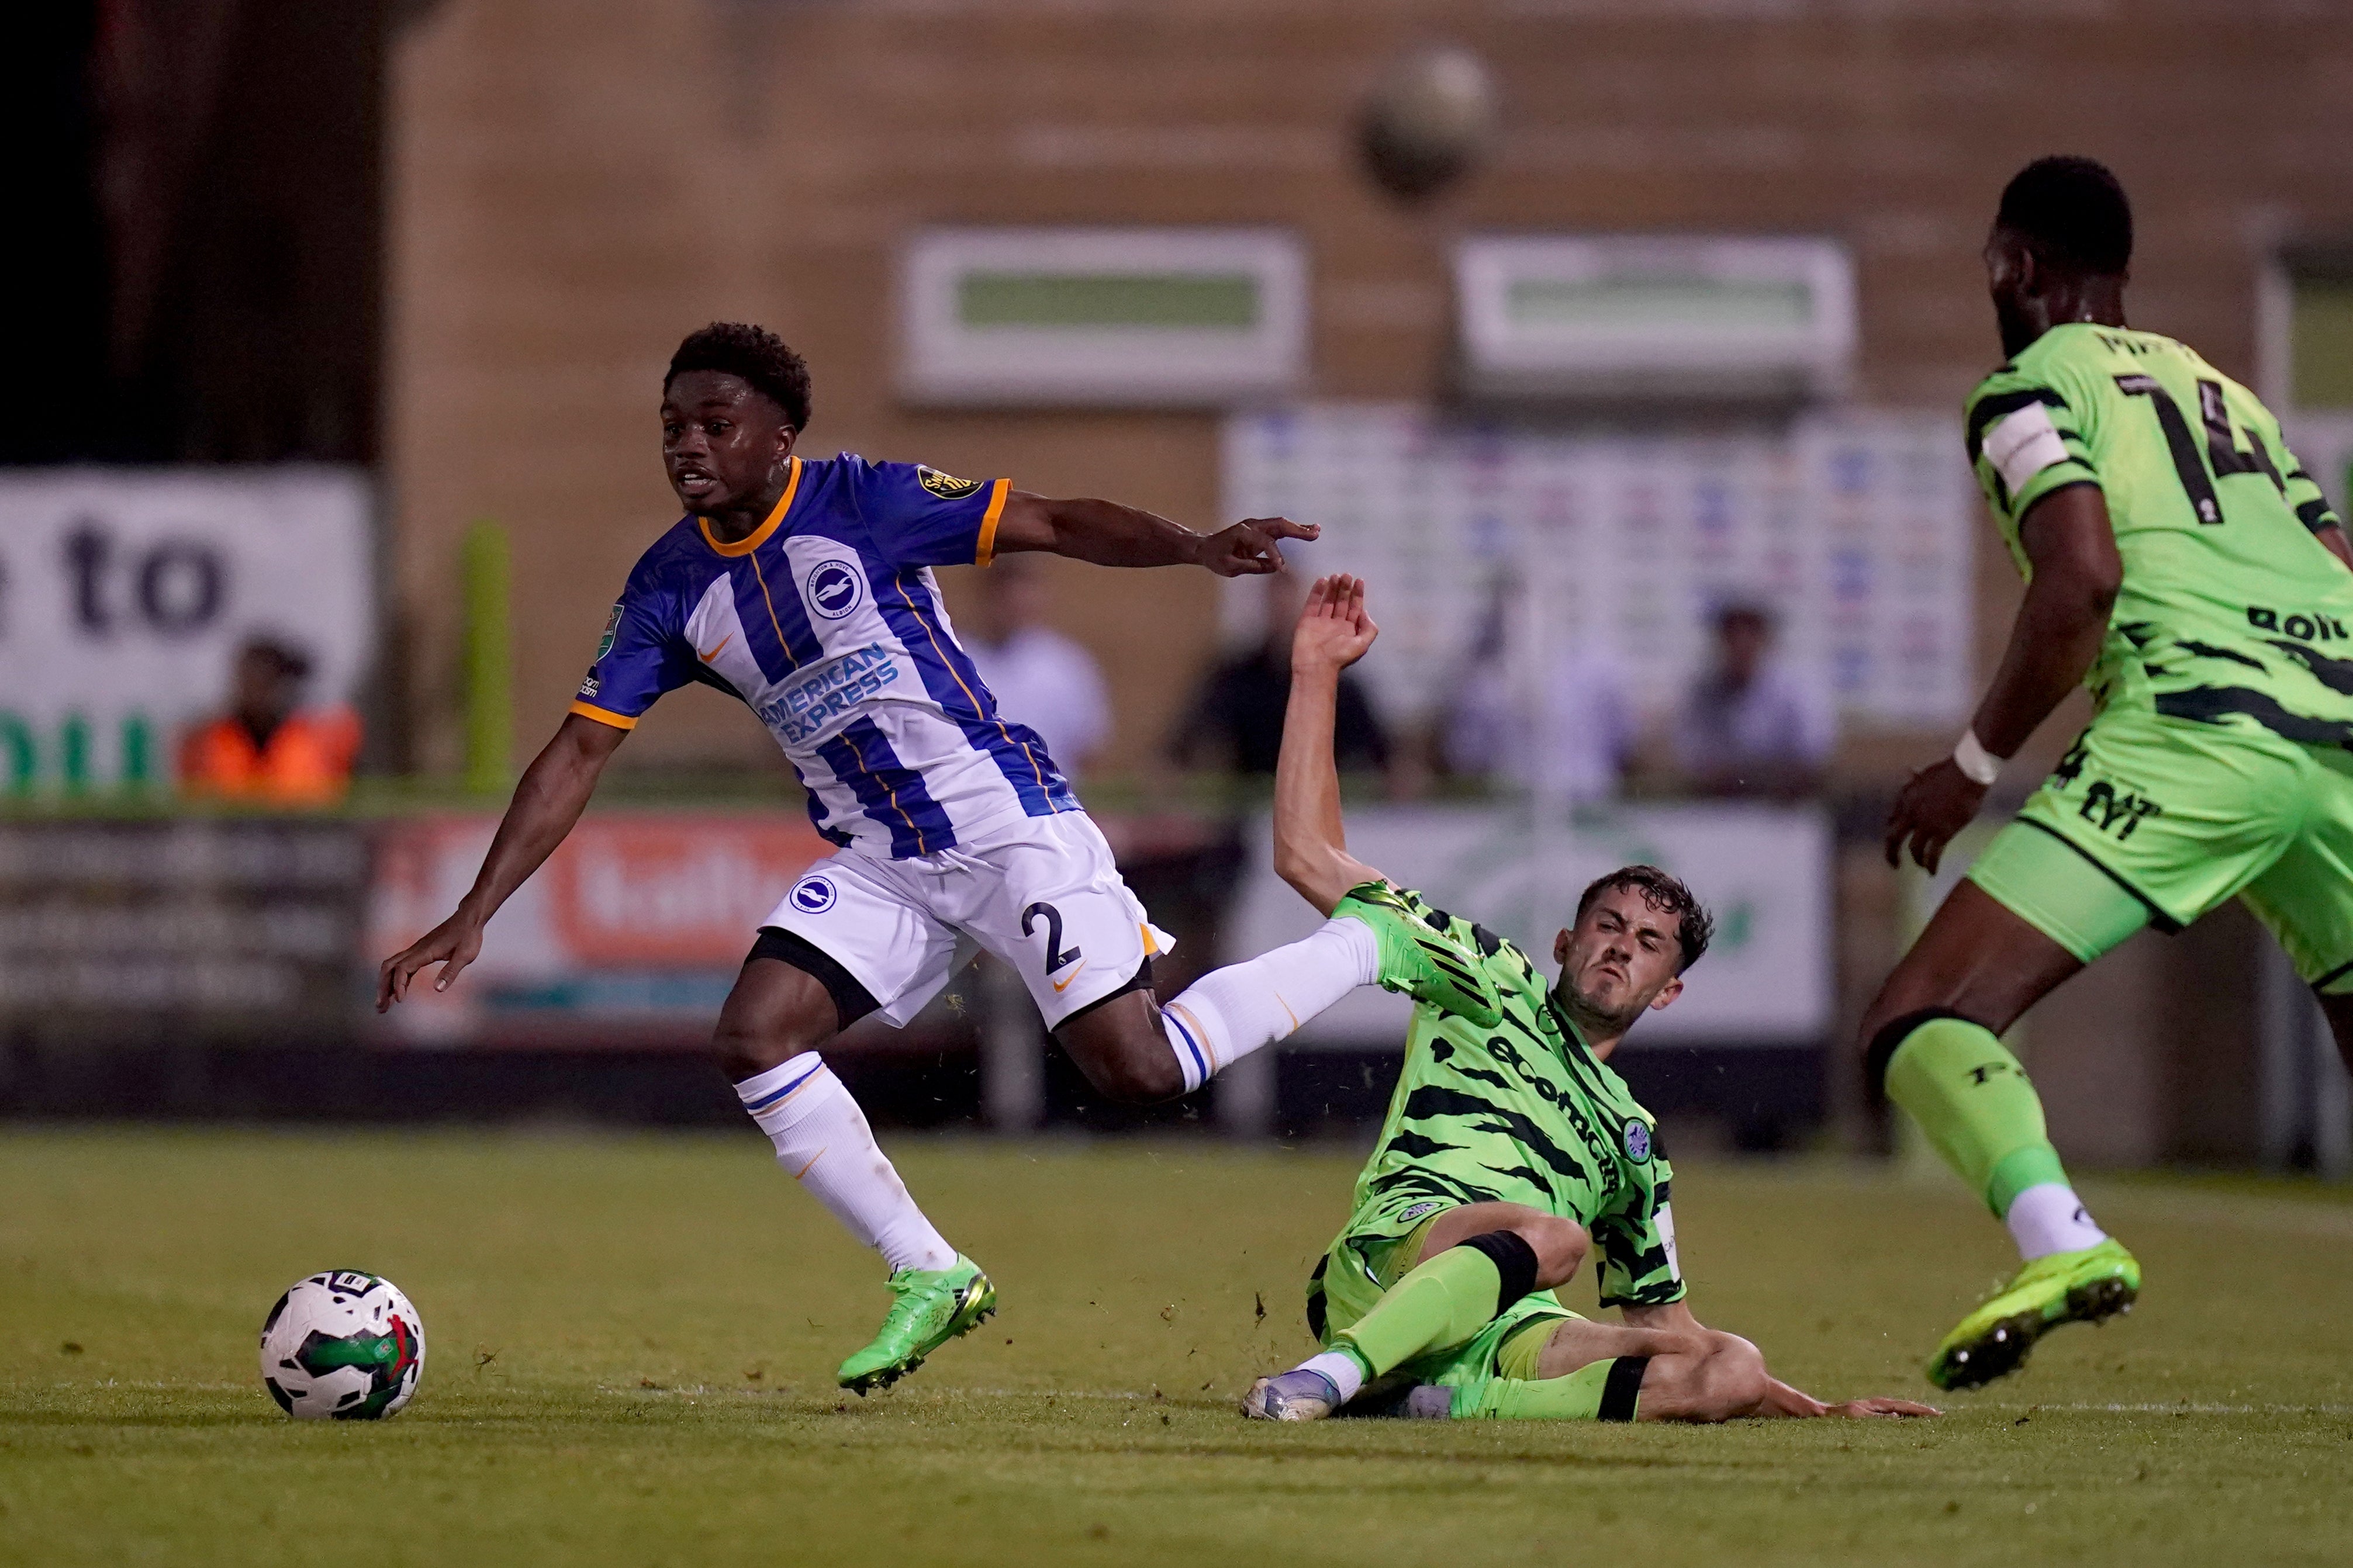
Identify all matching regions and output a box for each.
[4,1129,2351,1566]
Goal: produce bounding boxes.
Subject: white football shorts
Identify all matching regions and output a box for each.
[758,811,1174,1030]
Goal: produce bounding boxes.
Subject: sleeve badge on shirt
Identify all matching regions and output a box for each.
[1623,1120,1653,1162]
[917,465,985,500]
[595,602,623,661]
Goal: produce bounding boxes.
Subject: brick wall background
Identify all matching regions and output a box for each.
[383,0,2353,779]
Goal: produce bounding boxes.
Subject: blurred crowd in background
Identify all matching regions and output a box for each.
[6,0,2352,1170]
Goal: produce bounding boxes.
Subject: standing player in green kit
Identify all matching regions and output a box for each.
[1868,156,2353,1390]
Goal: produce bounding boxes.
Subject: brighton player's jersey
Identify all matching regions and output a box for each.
[1340,887,1684,1310]
[572,453,1077,857]
[1966,323,2353,743]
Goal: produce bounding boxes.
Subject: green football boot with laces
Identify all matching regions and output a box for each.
[1927,1237,2140,1391]
[837,1253,997,1394]
[1332,882,1501,1027]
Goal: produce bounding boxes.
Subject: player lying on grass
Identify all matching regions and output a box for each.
[1242,578,1936,1424]
[1866,157,2353,1390]
[377,324,1501,1396]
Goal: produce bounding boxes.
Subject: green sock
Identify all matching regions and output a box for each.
[1882,1016,2070,1217]
[1460,1356,1627,1421]
[1333,1246,1504,1379]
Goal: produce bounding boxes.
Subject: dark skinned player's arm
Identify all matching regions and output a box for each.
[1968,484,2126,759]
[2317,523,2353,573]
[1885,482,2122,873]
[1270,576,1387,915]
[375,714,627,1008]
[989,490,1319,576]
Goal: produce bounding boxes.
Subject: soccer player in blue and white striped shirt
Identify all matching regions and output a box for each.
[378,323,1499,1394]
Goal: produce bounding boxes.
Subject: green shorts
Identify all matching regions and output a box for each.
[1309,1206,1580,1388]
[1969,708,2353,991]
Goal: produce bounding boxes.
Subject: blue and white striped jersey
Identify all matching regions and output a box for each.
[571,453,1079,857]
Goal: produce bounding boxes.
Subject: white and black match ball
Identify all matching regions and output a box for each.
[1359,43,1501,203]
[258,1271,426,1420]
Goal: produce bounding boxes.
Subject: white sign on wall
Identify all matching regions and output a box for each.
[0,468,374,791]
[1221,404,1975,731]
[1224,802,1833,1046]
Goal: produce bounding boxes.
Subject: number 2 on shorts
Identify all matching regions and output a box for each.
[1021,901,1083,974]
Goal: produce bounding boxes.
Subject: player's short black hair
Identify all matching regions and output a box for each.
[1574,864,1715,974]
[665,322,813,432]
[1995,156,2133,277]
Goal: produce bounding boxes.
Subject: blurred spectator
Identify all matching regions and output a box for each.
[1671,603,1836,798]
[178,638,359,806]
[964,557,1111,776]
[1443,583,1635,803]
[1171,570,1391,779]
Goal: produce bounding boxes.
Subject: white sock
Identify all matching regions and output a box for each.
[1159,916,1381,1092]
[1298,1349,1366,1403]
[734,1055,956,1274]
[2003,1182,2108,1261]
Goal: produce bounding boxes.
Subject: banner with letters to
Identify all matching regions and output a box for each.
[0,468,373,791]
[1222,801,1833,1047]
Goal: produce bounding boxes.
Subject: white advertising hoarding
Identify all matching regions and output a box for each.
[1222,405,1975,731]
[1224,802,1832,1047]
[0,468,374,791]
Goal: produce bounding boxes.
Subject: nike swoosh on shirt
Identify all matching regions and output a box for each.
[1050,960,1090,995]
[697,634,734,663]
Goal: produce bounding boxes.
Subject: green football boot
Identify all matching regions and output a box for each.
[1332,882,1501,1027]
[837,1253,996,1394]
[1926,1237,2140,1391]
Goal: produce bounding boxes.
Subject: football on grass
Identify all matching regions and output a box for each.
[258,1271,426,1420]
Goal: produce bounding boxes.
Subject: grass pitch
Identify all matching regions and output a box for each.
[4,1129,2351,1567]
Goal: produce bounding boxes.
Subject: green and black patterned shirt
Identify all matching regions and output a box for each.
[1331,885,1685,1311]
[1966,323,2353,742]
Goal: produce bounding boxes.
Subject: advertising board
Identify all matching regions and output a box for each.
[368,812,836,1046]
[0,468,372,792]
[1223,801,1833,1047]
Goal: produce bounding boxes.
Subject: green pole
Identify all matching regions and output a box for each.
[119,713,154,791]
[0,715,33,795]
[60,712,91,794]
[460,520,512,794]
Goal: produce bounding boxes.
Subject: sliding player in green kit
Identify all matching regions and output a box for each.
[1868,156,2353,1390]
[1241,577,1936,1425]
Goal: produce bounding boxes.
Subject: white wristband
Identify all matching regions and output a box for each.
[1951,729,2003,787]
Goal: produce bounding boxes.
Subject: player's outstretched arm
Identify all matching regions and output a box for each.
[1886,483,2121,873]
[1618,1302,1938,1420]
[375,714,627,1009]
[989,490,1319,577]
[1273,574,1387,915]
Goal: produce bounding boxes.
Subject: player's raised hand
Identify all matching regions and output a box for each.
[376,913,486,1011]
[1194,517,1319,576]
[1291,574,1378,673]
[1883,757,1989,873]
